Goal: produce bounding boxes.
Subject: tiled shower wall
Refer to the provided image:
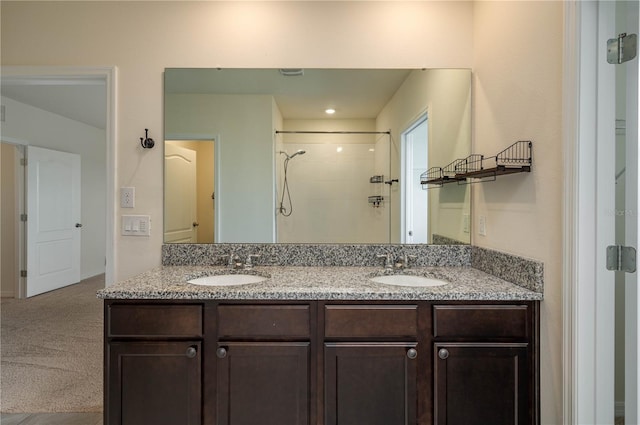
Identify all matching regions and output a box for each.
[276,138,389,243]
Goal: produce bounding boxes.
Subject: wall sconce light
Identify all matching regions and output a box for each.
[140,128,155,149]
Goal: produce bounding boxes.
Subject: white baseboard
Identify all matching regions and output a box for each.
[1,289,15,298]
[616,401,625,417]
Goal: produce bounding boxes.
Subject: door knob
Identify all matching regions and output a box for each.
[185,346,197,358]
[438,348,449,360]
[216,347,227,359]
[407,348,418,359]
[75,223,82,228]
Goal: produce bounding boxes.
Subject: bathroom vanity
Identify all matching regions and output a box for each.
[100,261,542,425]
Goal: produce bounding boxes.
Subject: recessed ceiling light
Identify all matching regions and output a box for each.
[336,146,343,153]
[325,108,336,115]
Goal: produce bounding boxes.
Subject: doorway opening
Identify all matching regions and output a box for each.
[0,66,115,297]
[401,114,429,244]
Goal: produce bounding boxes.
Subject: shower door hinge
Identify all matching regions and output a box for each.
[20,214,27,222]
[20,270,27,278]
[606,245,637,273]
[607,33,637,64]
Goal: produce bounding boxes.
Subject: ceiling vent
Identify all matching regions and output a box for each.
[279,69,304,77]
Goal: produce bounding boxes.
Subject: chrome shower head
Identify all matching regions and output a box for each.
[290,150,306,159]
[279,150,306,160]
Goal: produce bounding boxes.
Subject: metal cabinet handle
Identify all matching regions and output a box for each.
[407,348,418,359]
[186,346,197,358]
[216,347,227,359]
[192,222,199,227]
[438,348,449,360]
[75,223,83,228]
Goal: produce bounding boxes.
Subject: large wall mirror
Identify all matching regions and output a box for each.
[164,68,471,245]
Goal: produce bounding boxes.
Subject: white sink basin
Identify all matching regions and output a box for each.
[370,274,448,287]
[187,274,267,286]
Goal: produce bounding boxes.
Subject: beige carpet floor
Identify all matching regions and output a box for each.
[1,276,104,413]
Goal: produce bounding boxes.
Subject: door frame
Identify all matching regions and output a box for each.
[1,66,117,287]
[564,1,638,423]
[0,143,25,298]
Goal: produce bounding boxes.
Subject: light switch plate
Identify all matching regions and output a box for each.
[120,187,135,208]
[479,215,487,236]
[122,215,150,236]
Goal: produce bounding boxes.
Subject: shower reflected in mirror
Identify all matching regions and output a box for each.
[275,130,391,244]
[278,149,306,217]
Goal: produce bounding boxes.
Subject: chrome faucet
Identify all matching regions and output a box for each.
[377,253,417,273]
[376,253,394,272]
[221,253,244,270]
[244,254,261,270]
[394,255,417,271]
[221,253,261,270]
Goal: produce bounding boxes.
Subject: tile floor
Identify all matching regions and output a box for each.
[0,413,102,425]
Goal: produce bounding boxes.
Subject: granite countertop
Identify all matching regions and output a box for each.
[97,265,543,301]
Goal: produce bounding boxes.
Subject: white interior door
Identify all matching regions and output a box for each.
[164,143,197,243]
[26,146,81,297]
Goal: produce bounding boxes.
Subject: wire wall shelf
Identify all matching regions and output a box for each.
[420,141,532,189]
[421,167,445,188]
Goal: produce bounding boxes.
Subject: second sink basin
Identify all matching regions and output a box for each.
[370,274,448,287]
[188,274,267,286]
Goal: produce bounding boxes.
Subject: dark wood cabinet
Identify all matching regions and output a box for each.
[324,342,417,425]
[104,299,538,425]
[104,302,204,425]
[216,342,310,425]
[434,343,529,425]
[322,304,419,425]
[107,341,201,425]
[214,303,314,425]
[432,304,539,425]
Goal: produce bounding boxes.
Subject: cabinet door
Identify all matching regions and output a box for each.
[434,343,529,425]
[216,342,310,425]
[106,341,201,425]
[324,343,418,425]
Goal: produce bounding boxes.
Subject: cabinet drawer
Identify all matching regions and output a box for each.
[218,305,310,339]
[324,305,418,339]
[433,305,528,339]
[108,304,203,338]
